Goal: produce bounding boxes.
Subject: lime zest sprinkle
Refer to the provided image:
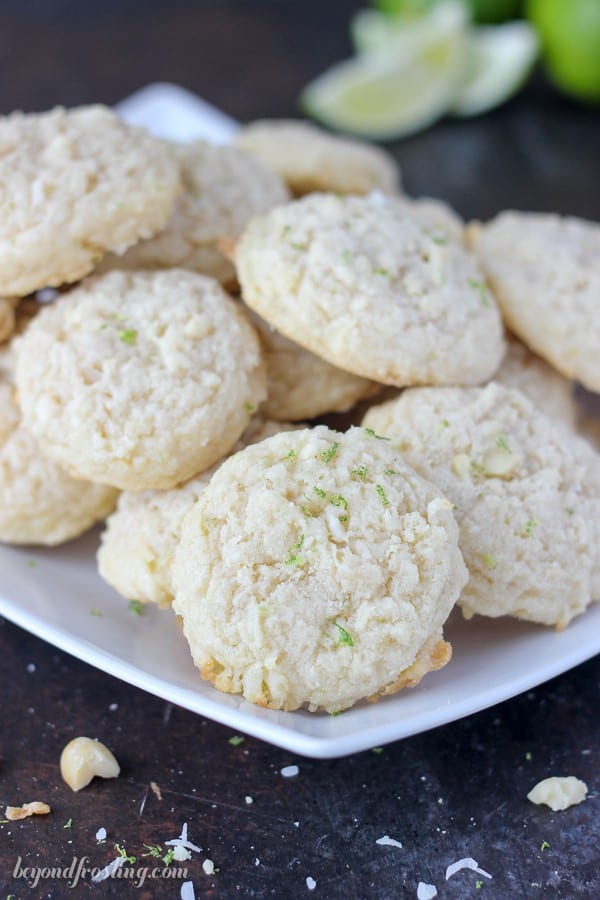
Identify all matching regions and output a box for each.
[143,843,164,858]
[565,506,574,515]
[423,226,448,245]
[373,266,390,276]
[90,608,102,617]
[439,419,450,431]
[162,848,175,866]
[540,841,550,852]
[63,818,73,829]
[475,881,484,889]
[496,433,510,451]
[470,460,486,476]
[351,465,368,481]
[364,428,390,441]
[115,843,136,864]
[523,519,539,538]
[372,747,383,754]
[320,441,340,463]
[285,449,296,463]
[27,558,37,568]
[342,250,351,264]
[128,599,144,616]
[467,278,491,307]
[329,493,348,510]
[384,468,400,476]
[118,328,137,345]
[313,486,326,499]
[244,401,255,413]
[482,553,497,570]
[280,225,291,238]
[286,553,305,567]
[525,751,532,761]
[291,241,308,252]
[376,484,389,507]
[228,735,245,746]
[333,622,354,646]
[338,514,348,523]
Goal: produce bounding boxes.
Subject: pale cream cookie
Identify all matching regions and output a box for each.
[97,419,297,609]
[495,337,577,428]
[247,309,376,420]
[0,379,117,545]
[235,193,505,387]
[234,119,400,196]
[103,141,289,287]
[363,383,600,628]
[468,211,600,393]
[172,425,467,713]
[0,105,181,296]
[16,270,266,491]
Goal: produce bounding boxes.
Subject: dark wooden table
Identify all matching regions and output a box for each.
[0,2,598,897]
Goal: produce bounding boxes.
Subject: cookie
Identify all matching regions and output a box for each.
[97,418,297,609]
[172,425,467,713]
[248,309,375,420]
[468,211,600,393]
[0,379,117,545]
[495,337,576,428]
[0,105,181,297]
[234,119,400,196]
[16,270,266,491]
[103,141,289,287]
[235,192,505,387]
[363,383,600,628]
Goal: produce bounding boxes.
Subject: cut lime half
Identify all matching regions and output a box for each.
[302,5,469,140]
[451,22,539,117]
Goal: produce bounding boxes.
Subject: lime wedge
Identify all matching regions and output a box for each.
[301,3,469,140]
[451,22,539,117]
[351,2,467,56]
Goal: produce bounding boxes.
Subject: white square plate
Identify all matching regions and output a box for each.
[1,84,598,758]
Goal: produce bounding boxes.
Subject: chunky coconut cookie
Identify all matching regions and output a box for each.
[98,419,297,609]
[468,211,600,393]
[0,379,117,545]
[104,141,289,287]
[495,337,576,428]
[172,425,467,713]
[234,119,400,196]
[248,310,375,420]
[16,270,266,491]
[0,105,181,297]
[235,193,505,387]
[363,383,600,628]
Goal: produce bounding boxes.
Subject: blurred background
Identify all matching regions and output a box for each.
[1,0,598,220]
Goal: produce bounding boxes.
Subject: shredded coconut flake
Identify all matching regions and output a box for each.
[376,835,403,849]
[202,858,215,875]
[281,765,299,778]
[95,827,107,842]
[180,882,196,900]
[445,858,492,881]
[165,821,201,853]
[417,883,437,900]
[92,856,126,883]
[306,876,317,890]
[245,795,253,804]
[174,845,191,862]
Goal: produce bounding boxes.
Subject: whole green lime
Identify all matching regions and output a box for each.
[527,0,600,102]
[466,0,522,23]
[374,0,522,23]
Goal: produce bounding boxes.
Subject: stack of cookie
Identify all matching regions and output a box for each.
[1,106,599,714]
